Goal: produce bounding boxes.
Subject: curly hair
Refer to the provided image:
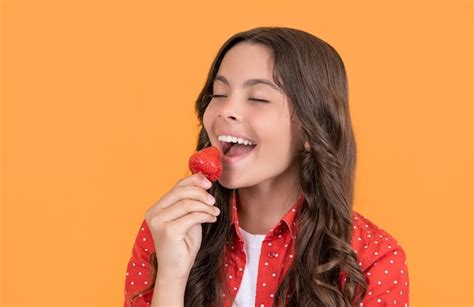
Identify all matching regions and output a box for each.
[132,26,367,306]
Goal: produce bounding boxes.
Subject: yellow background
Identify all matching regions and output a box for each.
[1,0,472,306]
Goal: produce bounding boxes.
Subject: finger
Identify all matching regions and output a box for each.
[176,173,213,190]
[145,174,215,218]
[153,185,216,211]
[157,199,220,223]
[167,212,218,236]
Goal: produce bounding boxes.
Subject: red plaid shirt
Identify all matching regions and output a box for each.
[124,190,409,306]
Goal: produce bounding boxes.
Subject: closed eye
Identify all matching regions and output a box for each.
[249,98,270,103]
[210,94,269,103]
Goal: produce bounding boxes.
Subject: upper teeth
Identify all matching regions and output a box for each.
[218,135,255,146]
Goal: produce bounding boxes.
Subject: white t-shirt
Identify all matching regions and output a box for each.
[233,226,266,307]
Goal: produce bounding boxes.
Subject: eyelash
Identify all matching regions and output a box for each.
[210,94,269,103]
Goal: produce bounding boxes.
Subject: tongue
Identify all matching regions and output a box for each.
[226,144,255,157]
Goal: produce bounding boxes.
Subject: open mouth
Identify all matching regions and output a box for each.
[221,141,257,157]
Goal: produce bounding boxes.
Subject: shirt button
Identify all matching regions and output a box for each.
[268,251,278,258]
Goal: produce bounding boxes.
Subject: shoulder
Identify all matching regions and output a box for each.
[350,211,407,269]
[350,211,410,304]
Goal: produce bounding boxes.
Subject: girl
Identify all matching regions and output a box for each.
[124,27,409,306]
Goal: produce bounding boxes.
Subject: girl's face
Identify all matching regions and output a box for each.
[203,42,304,189]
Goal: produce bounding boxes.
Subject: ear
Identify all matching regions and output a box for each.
[304,141,311,151]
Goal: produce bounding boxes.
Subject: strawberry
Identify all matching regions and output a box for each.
[188,146,222,181]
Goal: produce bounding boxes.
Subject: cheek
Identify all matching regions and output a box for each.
[259,114,291,139]
[202,106,214,131]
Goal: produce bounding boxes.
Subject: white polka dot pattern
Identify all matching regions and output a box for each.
[123,190,409,306]
[123,220,155,306]
[349,213,409,306]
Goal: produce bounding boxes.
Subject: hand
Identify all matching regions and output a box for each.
[144,173,220,282]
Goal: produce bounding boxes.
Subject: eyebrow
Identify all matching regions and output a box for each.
[213,75,282,93]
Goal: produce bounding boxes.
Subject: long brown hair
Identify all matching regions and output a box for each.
[132,26,367,306]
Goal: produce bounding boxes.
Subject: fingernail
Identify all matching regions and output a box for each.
[208,194,215,204]
[203,179,212,188]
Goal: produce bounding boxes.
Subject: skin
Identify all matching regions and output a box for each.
[203,42,306,235]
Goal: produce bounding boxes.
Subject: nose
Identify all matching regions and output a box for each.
[217,95,242,122]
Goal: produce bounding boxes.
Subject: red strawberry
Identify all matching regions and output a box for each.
[188,146,222,181]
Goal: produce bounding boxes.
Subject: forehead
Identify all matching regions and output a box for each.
[214,42,282,92]
[217,42,274,79]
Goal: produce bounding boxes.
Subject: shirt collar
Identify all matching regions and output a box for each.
[230,189,305,240]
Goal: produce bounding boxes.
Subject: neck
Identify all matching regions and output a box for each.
[236,164,301,235]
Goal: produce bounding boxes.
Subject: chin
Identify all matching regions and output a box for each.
[217,173,246,189]
[217,177,240,190]
[217,175,259,190]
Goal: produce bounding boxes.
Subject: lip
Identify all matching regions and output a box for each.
[220,144,257,165]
